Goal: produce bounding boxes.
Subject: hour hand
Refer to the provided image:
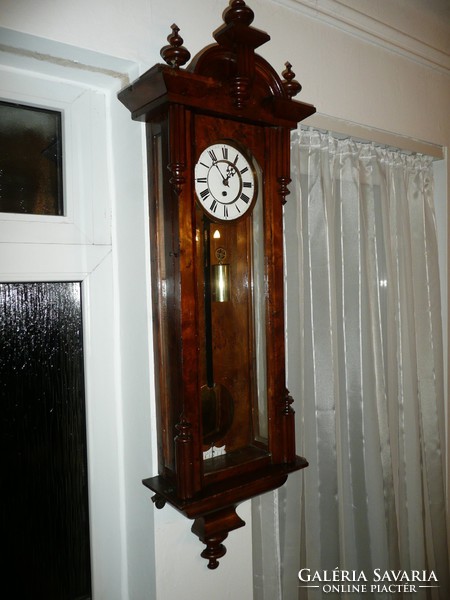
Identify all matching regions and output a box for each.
[222,165,237,186]
[226,165,236,179]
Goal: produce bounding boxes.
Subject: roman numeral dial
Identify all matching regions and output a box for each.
[194,142,257,221]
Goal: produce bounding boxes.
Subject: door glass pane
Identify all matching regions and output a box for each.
[0,282,91,600]
[197,170,269,472]
[0,101,63,215]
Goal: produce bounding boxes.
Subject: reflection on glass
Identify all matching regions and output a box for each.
[0,101,63,215]
[0,282,90,598]
[199,161,268,469]
[153,129,175,471]
[251,175,268,441]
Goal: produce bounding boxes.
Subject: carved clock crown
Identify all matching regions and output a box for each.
[122,0,314,127]
[160,0,305,113]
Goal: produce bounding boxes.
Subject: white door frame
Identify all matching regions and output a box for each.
[0,30,156,599]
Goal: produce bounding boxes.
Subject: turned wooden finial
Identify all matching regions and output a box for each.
[223,0,254,26]
[282,62,302,99]
[160,24,191,68]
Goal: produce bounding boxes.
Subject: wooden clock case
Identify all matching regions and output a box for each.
[118,0,316,569]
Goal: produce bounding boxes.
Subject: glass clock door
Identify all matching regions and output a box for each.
[196,164,269,479]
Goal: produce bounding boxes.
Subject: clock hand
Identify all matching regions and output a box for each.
[226,165,237,179]
[214,162,228,184]
[221,165,238,188]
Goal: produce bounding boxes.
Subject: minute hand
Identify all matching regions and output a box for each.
[214,162,229,184]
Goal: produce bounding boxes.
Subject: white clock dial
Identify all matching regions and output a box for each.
[194,142,257,221]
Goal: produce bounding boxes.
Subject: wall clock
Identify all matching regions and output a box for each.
[118,0,316,569]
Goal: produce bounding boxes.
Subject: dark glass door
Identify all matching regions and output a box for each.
[1,282,91,600]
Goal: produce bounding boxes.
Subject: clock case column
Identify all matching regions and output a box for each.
[118,0,316,568]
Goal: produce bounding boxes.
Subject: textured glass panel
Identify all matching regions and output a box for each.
[0,101,63,215]
[0,282,91,600]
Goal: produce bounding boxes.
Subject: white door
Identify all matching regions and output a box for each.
[0,31,155,599]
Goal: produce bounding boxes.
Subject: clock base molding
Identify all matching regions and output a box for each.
[144,455,308,568]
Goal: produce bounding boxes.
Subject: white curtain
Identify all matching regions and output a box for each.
[253,128,449,600]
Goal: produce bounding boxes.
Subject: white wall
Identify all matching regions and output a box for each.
[1,0,448,599]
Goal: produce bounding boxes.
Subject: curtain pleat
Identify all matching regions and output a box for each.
[252,128,449,600]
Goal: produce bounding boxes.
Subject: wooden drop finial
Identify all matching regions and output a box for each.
[282,62,302,99]
[160,24,191,68]
[223,0,254,26]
